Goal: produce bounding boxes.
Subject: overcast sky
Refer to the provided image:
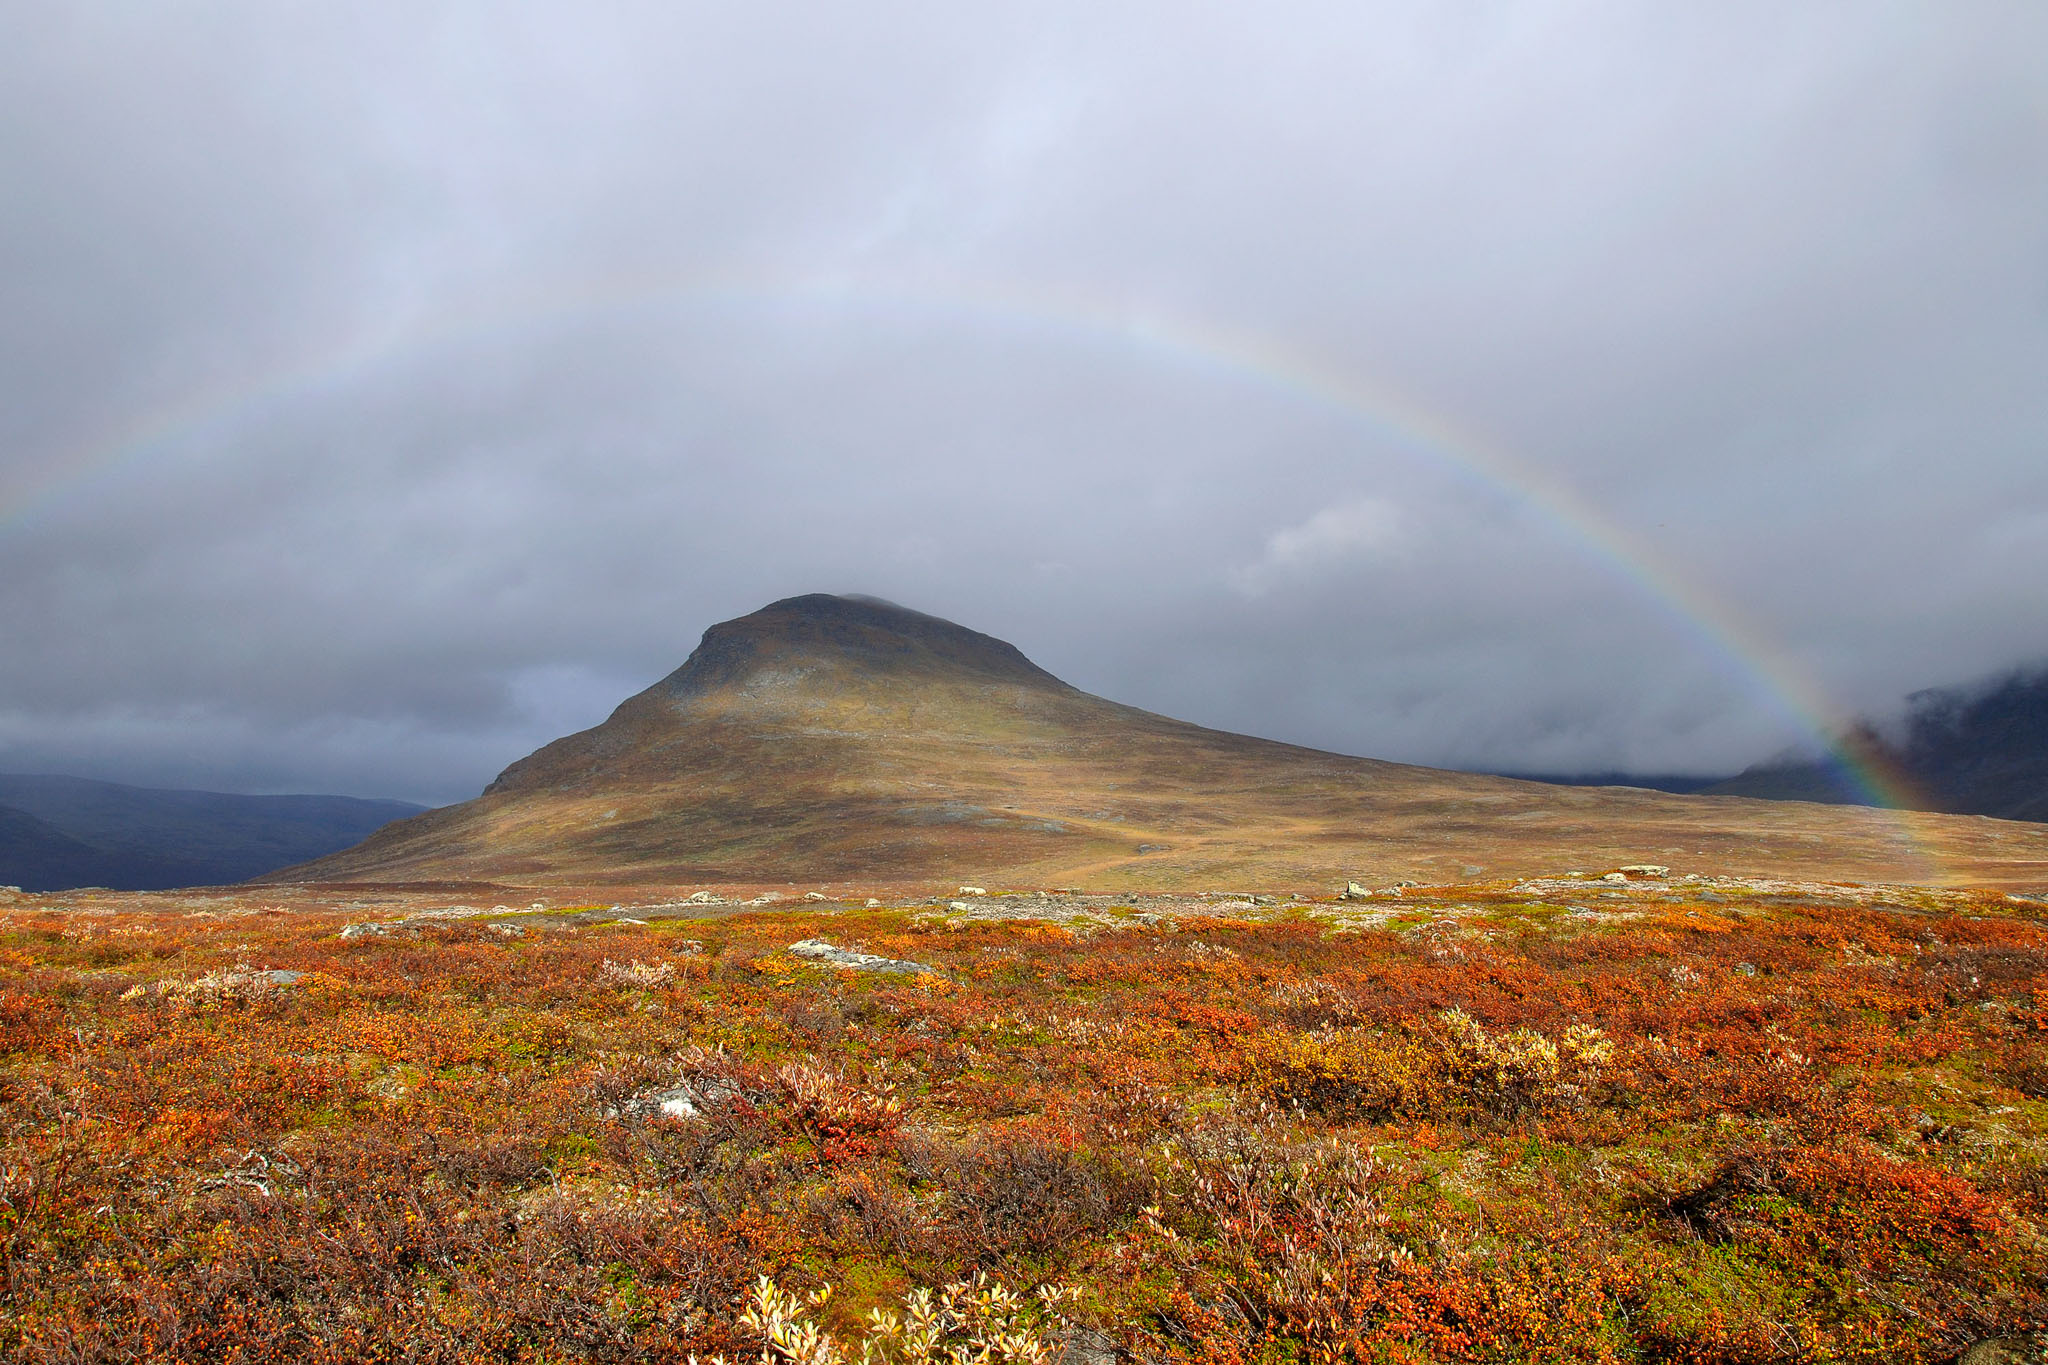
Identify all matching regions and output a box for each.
[2,2,2044,805]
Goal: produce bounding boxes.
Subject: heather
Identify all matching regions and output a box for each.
[2,880,2044,1362]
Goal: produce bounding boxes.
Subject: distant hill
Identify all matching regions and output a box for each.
[0,802,210,891]
[1490,771,1729,796]
[276,594,2048,890]
[1710,667,2048,823]
[0,773,426,892]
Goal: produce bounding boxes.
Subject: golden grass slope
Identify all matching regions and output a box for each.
[279,595,2048,891]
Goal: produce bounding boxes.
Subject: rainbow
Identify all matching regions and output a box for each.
[2,266,1935,868]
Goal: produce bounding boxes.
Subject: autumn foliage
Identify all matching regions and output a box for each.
[1,881,2044,1362]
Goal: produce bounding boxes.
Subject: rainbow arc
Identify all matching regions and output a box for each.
[0,266,1936,875]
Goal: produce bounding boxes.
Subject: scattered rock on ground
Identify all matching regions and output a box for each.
[338,921,405,939]
[786,939,937,975]
[610,1075,743,1121]
[1058,1326,1119,1365]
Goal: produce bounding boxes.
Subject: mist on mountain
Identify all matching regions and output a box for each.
[1711,663,2048,822]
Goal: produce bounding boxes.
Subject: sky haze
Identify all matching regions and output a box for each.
[2,2,2044,804]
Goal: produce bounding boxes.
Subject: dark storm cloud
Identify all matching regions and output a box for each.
[1,2,2044,803]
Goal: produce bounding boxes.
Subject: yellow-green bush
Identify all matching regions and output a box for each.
[1243,1025,1445,1119]
[1246,1012,1612,1120]
[1437,1008,1612,1116]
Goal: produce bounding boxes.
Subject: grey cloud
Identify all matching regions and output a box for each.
[1,1,2043,804]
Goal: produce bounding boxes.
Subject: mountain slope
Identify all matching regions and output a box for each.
[0,802,217,892]
[0,773,426,891]
[1710,667,2048,823]
[281,595,2048,890]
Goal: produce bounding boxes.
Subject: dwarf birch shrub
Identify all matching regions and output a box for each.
[1437,1008,1612,1115]
[1243,1025,1444,1119]
[1245,1012,1613,1119]
[602,957,677,988]
[769,1060,904,1162]
[705,1272,1076,1365]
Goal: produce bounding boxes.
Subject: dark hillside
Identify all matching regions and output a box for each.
[0,802,212,892]
[0,773,426,891]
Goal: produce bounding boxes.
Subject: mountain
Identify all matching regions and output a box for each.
[0,802,208,892]
[278,594,2048,890]
[1710,667,2048,823]
[0,773,426,892]
[1490,771,1729,796]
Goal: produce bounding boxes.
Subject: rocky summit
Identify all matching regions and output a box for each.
[277,594,2048,890]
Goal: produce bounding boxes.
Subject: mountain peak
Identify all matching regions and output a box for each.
[654,593,1065,699]
[474,595,1074,798]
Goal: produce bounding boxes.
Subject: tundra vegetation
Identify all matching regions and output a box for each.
[1,880,2045,1363]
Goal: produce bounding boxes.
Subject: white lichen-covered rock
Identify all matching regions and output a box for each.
[957,885,988,896]
[1342,881,1373,899]
[1619,864,1670,878]
[338,921,405,939]
[611,1075,742,1121]
[786,939,936,975]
